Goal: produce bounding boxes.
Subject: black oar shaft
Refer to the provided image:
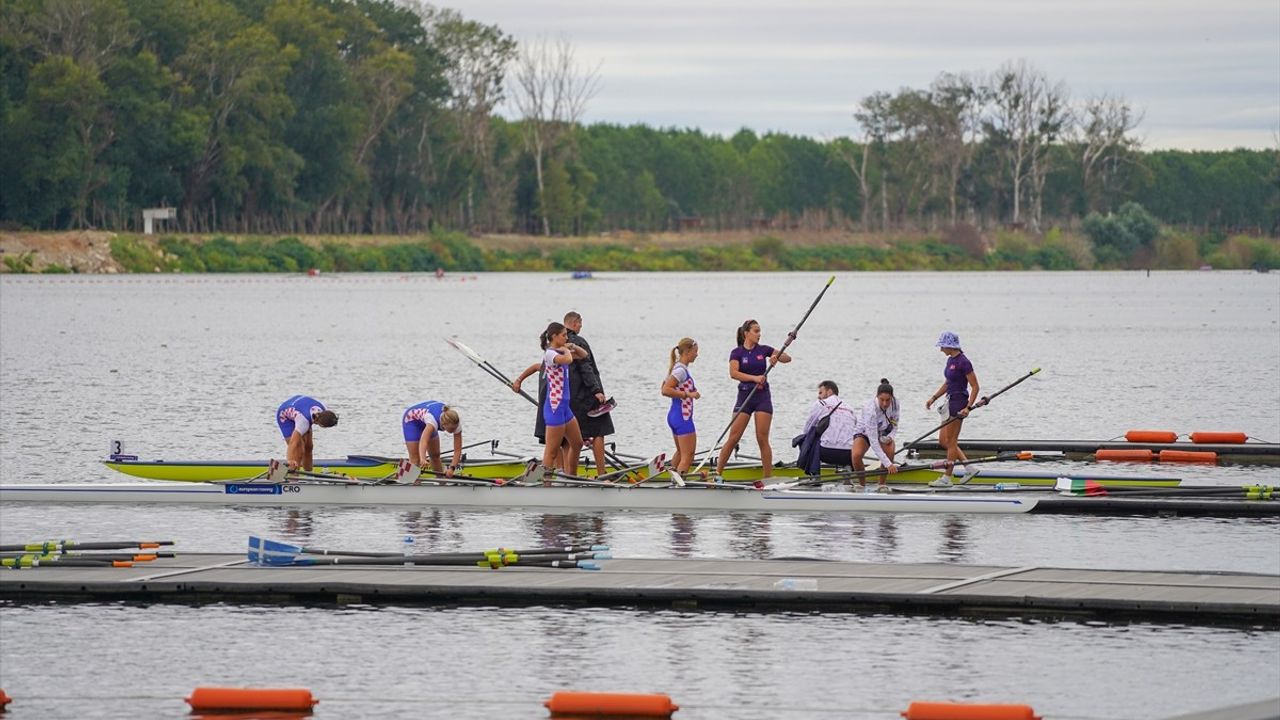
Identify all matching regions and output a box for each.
[898,368,1041,456]
[694,277,836,473]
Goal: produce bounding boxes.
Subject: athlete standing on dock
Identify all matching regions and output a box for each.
[276,395,338,471]
[662,337,701,474]
[715,319,790,479]
[402,401,463,480]
[513,322,589,476]
[925,332,980,486]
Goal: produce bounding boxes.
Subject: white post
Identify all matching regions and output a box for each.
[142,208,176,235]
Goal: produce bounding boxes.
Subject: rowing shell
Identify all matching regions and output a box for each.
[102,456,1182,488]
[0,482,1037,514]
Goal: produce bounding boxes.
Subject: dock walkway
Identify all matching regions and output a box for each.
[3,555,1276,625]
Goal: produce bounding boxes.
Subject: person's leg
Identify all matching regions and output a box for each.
[675,433,696,473]
[425,432,443,474]
[563,420,584,476]
[590,436,607,476]
[404,442,418,464]
[754,411,773,477]
[851,436,871,486]
[716,414,751,474]
[303,431,314,471]
[543,424,565,470]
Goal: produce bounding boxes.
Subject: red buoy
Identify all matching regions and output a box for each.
[1158,449,1218,464]
[185,687,317,711]
[1124,430,1178,443]
[544,691,679,717]
[1189,431,1247,444]
[901,701,1040,720]
[1096,449,1154,462]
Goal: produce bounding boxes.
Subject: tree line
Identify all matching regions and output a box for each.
[2,0,1277,239]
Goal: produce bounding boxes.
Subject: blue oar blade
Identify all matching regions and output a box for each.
[247,535,304,565]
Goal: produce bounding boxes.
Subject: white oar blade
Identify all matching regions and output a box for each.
[445,336,485,364]
[396,460,421,484]
[266,458,289,483]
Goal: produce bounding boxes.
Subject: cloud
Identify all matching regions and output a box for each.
[445,0,1280,149]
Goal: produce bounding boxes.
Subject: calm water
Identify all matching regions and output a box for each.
[2,271,1279,719]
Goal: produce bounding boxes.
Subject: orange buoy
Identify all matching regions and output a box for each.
[1158,449,1218,464]
[0,688,11,707]
[185,687,317,712]
[544,691,679,717]
[1189,431,1248,444]
[901,701,1040,720]
[1096,449,1154,462]
[1124,430,1178,443]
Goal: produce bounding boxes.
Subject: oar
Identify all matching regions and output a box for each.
[777,451,1044,489]
[691,276,836,475]
[0,540,175,553]
[896,368,1042,458]
[447,337,539,405]
[248,536,607,561]
[2,556,137,568]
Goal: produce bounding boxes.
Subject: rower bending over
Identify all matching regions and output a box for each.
[402,401,462,481]
[276,395,338,471]
[661,337,701,475]
[851,378,900,492]
[925,332,980,486]
[513,322,589,477]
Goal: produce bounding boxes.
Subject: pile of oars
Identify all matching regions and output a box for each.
[1,540,175,569]
[247,536,609,571]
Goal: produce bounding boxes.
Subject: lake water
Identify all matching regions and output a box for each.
[1,271,1278,719]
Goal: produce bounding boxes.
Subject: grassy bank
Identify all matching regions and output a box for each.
[3,228,1278,273]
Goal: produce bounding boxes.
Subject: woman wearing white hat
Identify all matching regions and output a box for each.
[924,331,980,486]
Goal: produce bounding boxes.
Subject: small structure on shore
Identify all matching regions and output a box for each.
[142,207,176,235]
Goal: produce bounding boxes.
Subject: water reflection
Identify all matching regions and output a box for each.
[529,512,609,549]
[727,513,773,557]
[669,514,697,557]
[937,517,970,562]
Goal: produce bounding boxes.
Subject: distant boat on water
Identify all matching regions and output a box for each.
[571,270,593,279]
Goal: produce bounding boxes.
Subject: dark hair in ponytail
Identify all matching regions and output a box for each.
[736,319,758,347]
[877,378,894,396]
[541,322,566,350]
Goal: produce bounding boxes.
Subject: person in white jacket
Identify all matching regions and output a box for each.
[851,379,900,491]
[800,381,860,468]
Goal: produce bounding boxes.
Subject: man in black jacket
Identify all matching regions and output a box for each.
[564,311,615,475]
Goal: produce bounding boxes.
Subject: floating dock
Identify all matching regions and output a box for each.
[907,439,1280,464]
[3,555,1276,625]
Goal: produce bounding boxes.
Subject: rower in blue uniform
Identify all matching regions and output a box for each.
[276,395,338,471]
[402,401,463,479]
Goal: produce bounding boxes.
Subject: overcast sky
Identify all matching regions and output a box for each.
[440,0,1279,150]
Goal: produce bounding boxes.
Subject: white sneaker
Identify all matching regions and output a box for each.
[957,467,979,485]
[929,476,953,488]
[862,485,877,494]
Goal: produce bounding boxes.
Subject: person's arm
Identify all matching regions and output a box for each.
[448,431,463,476]
[661,375,682,399]
[771,349,792,364]
[728,358,760,384]
[417,430,432,467]
[925,382,947,409]
[961,371,980,417]
[554,347,578,364]
[512,362,540,392]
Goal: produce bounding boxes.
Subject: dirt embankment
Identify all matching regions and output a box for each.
[0,231,123,273]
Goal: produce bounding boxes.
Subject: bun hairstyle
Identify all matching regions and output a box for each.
[540,322,566,350]
[736,319,758,347]
[877,378,894,396]
[669,337,697,374]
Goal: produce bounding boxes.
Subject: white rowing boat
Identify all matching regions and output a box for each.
[0,481,1037,514]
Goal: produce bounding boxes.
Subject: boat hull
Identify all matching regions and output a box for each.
[103,457,1181,488]
[1,482,1037,514]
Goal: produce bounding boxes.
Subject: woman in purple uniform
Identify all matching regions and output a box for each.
[661,337,702,474]
[513,322,589,476]
[715,319,791,480]
[925,331,980,486]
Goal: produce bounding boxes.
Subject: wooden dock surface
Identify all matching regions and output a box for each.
[2,554,1276,624]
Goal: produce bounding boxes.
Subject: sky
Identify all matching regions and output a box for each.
[439,0,1279,150]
